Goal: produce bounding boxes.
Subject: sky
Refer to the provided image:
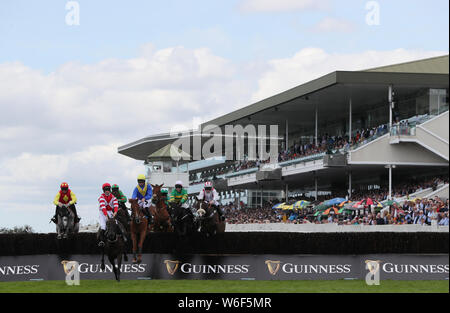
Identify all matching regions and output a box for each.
[0,0,448,232]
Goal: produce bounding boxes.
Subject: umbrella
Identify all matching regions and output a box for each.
[343,201,357,210]
[314,203,330,212]
[338,207,353,214]
[272,203,286,209]
[382,199,399,207]
[324,198,347,206]
[338,200,351,207]
[281,204,294,210]
[353,198,374,208]
[323,207,339,215]
[294,200,310,209]
[352,201,364,209]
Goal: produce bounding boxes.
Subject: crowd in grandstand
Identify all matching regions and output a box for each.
[223,196,448,226]
[222,175,449,226]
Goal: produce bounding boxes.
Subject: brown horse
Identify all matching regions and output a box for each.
[128,198,148,264]
[149,184,173,232]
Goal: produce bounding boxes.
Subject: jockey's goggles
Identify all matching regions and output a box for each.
[175,185,182,189]
[61,187,68,192]
[137,180,145,184]
[103,187,111,192]
[205,187,212,191]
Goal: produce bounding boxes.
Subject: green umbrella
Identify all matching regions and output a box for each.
[382,199,399,207]
[338,208,353,214]
[314,203,330,212]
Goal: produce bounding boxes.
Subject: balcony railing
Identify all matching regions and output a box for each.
[390,125,416,137]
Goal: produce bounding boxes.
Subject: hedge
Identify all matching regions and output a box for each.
[0,232,448,256]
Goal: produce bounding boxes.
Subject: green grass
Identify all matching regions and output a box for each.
[0,280,448,293]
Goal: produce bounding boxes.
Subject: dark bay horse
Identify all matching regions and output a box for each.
[195,201,226,237]
[149,184,173,233]
[55,204,79,239]
[129,198,148,264]
[100,217,127,282]
[170,202,195,237]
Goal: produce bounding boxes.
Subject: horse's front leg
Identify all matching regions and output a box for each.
[109,255,118,281]
[100,247,105,271]
[117,251,122,282]
[56,219,62,239]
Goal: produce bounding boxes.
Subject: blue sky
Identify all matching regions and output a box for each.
[1,0,448,72]
[0,0,448,233]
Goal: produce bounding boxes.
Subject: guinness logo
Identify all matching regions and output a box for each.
[164,260,181,275]
[265,260,281,275]
[365,260,382,275]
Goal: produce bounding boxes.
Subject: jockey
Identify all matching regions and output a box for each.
[169,180,194,217]
[52,182,80,224]
[131,174,153,223]
[111,184,131,222]
[97,183,127,247]
[197,181,224,221]
[169,181,188,207]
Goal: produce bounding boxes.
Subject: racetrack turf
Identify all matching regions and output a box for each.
[0,279,448,293]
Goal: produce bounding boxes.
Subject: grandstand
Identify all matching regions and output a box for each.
[118,55,449,208]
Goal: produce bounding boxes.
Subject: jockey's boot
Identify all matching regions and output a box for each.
[145,207,153,224]
[97,229,106,247]
[70,205,81,223]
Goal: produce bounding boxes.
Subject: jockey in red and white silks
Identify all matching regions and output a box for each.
[197,181,220,206]
[197,181,224,221]
[98,183,119,230]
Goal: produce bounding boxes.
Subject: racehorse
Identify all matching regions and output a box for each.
[55,204,79,239]
[100,217,127,282]
[128,198,148,264]
[169,202,195,237]
[195,200,226,237]
[149,184,173,232]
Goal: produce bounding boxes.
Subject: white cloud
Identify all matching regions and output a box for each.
[251,48,448,101]
[239,0,329,12]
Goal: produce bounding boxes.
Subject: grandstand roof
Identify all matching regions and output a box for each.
[364,55,449,74]
[118,56,449,161]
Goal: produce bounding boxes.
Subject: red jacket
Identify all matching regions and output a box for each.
[98,193,118,216]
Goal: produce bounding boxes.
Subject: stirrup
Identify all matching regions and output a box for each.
[98,241,105,247]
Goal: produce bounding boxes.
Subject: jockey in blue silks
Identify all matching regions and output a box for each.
[131,174,153,222]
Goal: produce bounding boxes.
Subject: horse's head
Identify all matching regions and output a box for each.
[151,184,164,204]
[105,218,119,242]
